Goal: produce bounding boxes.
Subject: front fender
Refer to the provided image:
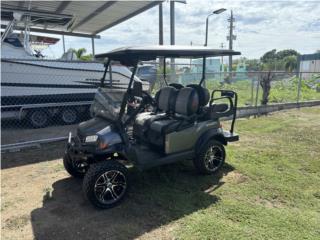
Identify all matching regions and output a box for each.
[97,126,123,146]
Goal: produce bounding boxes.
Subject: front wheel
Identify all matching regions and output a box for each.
[193,140,226,175]
[83,161,128,209]
[63,152,87,178]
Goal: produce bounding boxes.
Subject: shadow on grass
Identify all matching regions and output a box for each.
[31,162,234,240]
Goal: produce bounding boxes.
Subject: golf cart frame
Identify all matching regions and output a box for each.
[64,46,241,208]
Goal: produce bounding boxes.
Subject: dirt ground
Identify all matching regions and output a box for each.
[1,141,224,240]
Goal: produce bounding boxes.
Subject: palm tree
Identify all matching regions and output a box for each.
[70,48,92,61]
[283,55,297,72]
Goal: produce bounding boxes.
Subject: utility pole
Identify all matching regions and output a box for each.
[220,42,224,67]
[220,42,224,82]
[227,10,236,75]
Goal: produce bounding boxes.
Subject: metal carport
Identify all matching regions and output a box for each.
[1,1,162,38]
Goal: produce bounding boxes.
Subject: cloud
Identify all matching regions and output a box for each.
[42,0,320,59]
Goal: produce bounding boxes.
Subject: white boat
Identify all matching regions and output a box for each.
[1,33,148,127]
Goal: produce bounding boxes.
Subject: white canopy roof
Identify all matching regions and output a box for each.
[1,1,162,38]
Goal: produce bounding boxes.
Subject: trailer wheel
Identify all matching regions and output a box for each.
[61,108,78,125]
[28,109,49,128]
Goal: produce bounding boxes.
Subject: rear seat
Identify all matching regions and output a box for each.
[146,87,200,150]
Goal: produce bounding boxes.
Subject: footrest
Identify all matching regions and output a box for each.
[222,131,239,142]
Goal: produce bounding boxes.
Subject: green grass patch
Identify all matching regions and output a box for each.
[171,107,320,239]
[127,107,320,239]
[204,77,320,107]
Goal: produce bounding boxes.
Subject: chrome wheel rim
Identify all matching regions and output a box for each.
[94,170,127,205]
[31,111,47,127]
[62,109,77,124]
[204,145,224,171]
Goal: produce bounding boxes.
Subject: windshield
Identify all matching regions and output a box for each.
[90,88,126,121]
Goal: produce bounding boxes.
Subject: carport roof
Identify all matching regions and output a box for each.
[1,1,162,38]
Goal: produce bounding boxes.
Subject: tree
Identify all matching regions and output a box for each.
[259,62,275,105]
[283,55,297,72]
[246,59,261,71]
[260,49,300,71]
[70,48,93,61]
[276,49,299,60]
[261,49,277,64]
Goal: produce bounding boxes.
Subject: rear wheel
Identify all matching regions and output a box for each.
[61,108,78,125]
[63,152,87,178]
[193,140,225,174]
[28,109,49,128]
[83,161,128,209]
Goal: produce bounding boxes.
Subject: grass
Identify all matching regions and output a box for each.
[168,107,320,239]
[1,107,319,240]
[204,77,320,107]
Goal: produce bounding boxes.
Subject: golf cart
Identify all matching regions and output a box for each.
[63,46,241,209]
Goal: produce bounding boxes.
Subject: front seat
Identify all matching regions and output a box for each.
[146,87,199,150]
[133,86,177,140]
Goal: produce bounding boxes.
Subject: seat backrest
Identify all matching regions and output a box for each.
[175,87,199,116]
[187,84,210,107]
[155,86,177,113]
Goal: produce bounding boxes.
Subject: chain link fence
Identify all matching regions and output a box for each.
[1,59,320,146]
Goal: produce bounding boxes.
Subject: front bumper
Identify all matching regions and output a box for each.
[67,136,96,159]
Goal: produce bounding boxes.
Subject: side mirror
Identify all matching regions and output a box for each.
[132,81,142,97]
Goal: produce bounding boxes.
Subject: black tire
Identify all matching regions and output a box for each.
[193,140,226,175]
[28,109,50,128]
[60,108,78,125]
[63,152,87,178]
[83,160,128,209]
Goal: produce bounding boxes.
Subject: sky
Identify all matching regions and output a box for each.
[43,0,320,60]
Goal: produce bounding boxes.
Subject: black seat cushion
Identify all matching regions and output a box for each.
[133,86,177,140]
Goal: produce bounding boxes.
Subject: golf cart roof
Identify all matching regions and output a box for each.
[95,45,241,63]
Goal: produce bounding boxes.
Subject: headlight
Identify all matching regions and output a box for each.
[85,135,98,143]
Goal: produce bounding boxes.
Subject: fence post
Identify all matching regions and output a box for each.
[297,72,302,104]
[255,79,260,107]
[254,79,260,117]
[251,77,254,106]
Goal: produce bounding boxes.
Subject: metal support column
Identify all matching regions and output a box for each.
[62,35,66,53]
[159,3,164,68]
[159,3,164,45]
[170,0,175,79]
[91,37,95,59]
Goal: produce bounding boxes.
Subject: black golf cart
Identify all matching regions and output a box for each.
[63,46,241,209]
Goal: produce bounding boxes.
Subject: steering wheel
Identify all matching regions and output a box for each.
[141,91,156,107]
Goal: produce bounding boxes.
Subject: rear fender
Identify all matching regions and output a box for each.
[195,129,227,154]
